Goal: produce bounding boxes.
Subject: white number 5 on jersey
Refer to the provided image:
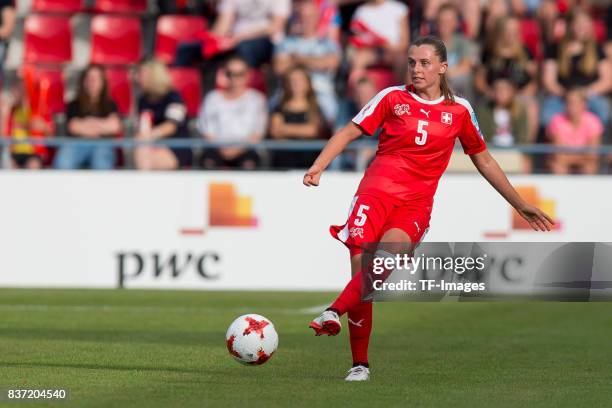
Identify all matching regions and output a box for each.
[415,120,428,145]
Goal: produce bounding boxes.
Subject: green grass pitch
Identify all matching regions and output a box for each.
[0,289,611,407]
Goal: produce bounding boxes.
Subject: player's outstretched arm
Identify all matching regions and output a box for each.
[470,150,555,232]
[303,123,363,187]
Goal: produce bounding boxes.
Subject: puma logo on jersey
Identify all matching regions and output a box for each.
[393,104,411,116]
[414,221,421,233]
[420,109,431,118]
[349,227,364,238]
[348,318,364,327]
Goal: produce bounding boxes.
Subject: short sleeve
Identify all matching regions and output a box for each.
[217,0,235,14]
[546,114,563,137]
[352,88,394,136]
[586,112,604,140]
[274,37,291,55]
[457,99,487,155]
[164,92,187,124]
[272,0,291,17]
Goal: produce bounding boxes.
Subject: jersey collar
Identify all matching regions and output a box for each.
[406,85,445,105]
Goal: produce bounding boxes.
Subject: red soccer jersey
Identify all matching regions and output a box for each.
[352,84,487,207]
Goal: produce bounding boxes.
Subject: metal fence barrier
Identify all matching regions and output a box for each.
[1,137,611,172]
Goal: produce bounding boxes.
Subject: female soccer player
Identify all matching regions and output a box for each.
[303,36,554,381]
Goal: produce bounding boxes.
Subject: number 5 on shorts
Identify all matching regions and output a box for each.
[354,204,370,226]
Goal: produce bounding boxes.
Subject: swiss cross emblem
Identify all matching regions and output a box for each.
[441,112,453,125]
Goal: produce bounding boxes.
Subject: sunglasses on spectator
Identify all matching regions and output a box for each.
[226,70,248,78]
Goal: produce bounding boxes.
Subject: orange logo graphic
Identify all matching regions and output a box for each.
[209,182,258,227]
[512,186,560,231]
[180,182,258,236]
[484,185,561,239]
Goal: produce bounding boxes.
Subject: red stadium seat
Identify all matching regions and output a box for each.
[520,18,542,61]
[32,0,83,13]
[24,15,72,64]
[168,68,202,118]
[23,66,65,115]
[105,68,132,116]
[154,15,207,64]
[365,68,396,92]
[92,0,147,13]
[90,15,142,65]
[249,69,267,94]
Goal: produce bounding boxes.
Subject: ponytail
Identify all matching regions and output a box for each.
[440,73,455,104]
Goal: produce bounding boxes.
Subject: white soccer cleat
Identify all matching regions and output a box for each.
[308,310,341,336]
[345,365,370,381]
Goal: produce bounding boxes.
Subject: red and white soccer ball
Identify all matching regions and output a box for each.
[225,314,278,365]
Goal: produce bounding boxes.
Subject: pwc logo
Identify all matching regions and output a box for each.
[484,186,561,239]
[180,182,259,236]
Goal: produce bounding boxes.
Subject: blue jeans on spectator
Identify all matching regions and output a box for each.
[176,37,272,68]
[541,94,610,127]
[54,145,116,170]
[235,37,272,68]
[176,41,202,66]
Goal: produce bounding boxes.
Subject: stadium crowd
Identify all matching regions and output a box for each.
[0,0,611,173]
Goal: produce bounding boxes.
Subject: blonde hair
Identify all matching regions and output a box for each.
[558,11,598,79]
[140,59,173,97]
[490,17,529,67]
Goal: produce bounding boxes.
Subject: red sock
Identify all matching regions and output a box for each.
[330,252,395,316]
[348,301,372,365]
[330,271,363,316]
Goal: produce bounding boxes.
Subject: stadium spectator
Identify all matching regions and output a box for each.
[479,0,510,41]
[476,79,530,147]
[537,0,566,48]
[274,0,341,124]
[476,16,539,140]
[476,78,532,172]
[288,0,342,43]
[332,75,379,170]
[435,4,477,100]
[196,56,267,169]
[134,59,192,170]
[175,0,291,67]
[210,0,291,68]
[604,5,612,61]
[348,0,409,80]
[1,79,52,169]
[157,0,214,17]
[547,88,603,175]
[54,66,121,170]
[0,0,15,75]
[269,66,325,169]
[541,10,611,126]
[422,0,481,40]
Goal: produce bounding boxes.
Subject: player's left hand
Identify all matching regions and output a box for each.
[516,204,555,231]
[303,164,322,187]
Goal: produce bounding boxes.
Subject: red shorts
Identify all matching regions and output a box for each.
[330,194,431,257]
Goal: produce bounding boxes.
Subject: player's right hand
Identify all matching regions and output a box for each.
[303,165,322,187]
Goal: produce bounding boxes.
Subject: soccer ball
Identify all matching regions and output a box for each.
[225,314,278,365]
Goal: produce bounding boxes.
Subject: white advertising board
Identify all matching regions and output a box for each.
[0,172,608,290]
